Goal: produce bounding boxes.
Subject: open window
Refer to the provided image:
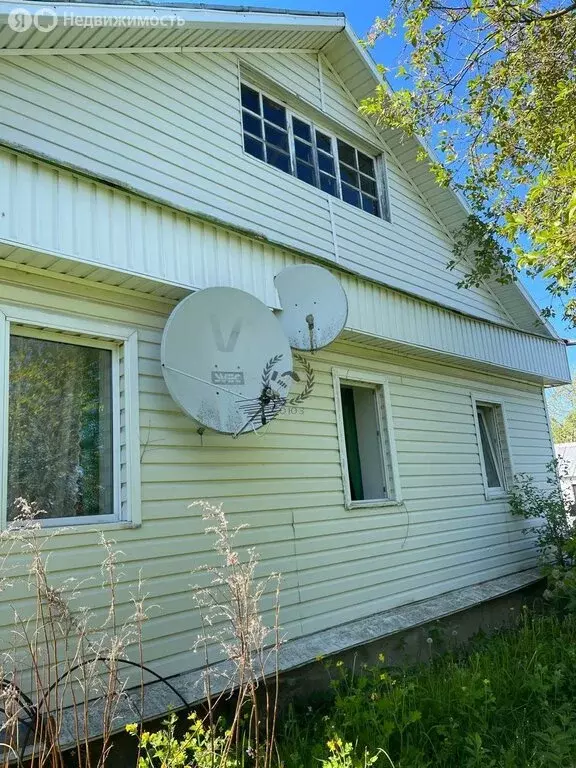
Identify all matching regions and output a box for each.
[473,399,513,499]
[0,307,141,528]
[333,368,400,509]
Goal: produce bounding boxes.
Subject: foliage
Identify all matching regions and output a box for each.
[548,377,576,442]
[127,712,241,768]
[129,716,383,768]
[322,737,383,768]
[362,1,576,324]
[0,500,147,768]
[509,462,576,612]
[277,613,576,768]
[190,501,281,768]
[130,613,576,768]
[552,410,576,443]
[509,461,574,565]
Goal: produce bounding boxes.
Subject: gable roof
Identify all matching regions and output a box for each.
[0,0,558,339]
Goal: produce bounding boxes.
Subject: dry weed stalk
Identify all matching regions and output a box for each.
[0,499,147,768]
[191,501,282,768]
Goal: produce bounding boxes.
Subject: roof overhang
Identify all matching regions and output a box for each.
[0,2,345,51]
[0,0,559,340]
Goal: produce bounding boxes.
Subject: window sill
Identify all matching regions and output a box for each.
[485,490,509,502]
[347,498,403,511]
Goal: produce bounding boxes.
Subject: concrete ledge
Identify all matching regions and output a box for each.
[273,567,541,672]
[29,568,542,753]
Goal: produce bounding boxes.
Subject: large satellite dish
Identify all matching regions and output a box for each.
[274,265,348,351]
[161,288,293,435]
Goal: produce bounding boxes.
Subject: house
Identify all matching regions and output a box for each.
[0,0,571,729]
[555,443,576,503]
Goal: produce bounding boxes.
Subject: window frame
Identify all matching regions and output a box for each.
[240,82,391,222]
[0,305,141,530]
[332,368,401,510]
[471,395,513,501]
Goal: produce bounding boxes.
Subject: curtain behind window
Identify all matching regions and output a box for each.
[7,335,113,520]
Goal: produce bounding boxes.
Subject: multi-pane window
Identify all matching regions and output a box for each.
[333,369,400,508]
[241,83,389,220]
[0,308,141,528]
[475,401,512,497]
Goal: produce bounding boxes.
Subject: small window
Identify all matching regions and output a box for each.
[0,309,141,528]
[240,83,390,221]
[474,401,512,498]
[333,369,400,508]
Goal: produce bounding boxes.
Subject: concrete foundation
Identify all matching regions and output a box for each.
[86,574,544,767]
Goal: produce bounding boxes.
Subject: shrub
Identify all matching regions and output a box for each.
[127,712,241,768]
[509,460,576,612]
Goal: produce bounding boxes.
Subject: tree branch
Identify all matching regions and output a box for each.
[520,2,576,22]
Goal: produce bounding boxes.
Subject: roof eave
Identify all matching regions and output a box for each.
[0,0,346,29]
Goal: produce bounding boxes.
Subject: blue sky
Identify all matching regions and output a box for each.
[220,0,576,373]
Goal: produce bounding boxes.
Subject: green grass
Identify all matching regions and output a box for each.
[276,610,576,767]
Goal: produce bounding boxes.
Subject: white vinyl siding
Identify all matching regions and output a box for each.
[0,50,517,325]
[0,149,569,385]
[0,264,554,681]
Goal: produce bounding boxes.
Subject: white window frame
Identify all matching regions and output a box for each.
[239,81,392,222]
[332,368,401,510]
[0,305,141,530]
[471,394,513,501]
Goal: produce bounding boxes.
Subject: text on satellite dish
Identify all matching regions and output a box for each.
[211,371,245,386]
[210,315,243,353]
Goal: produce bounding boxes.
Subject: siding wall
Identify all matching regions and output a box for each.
[0,266,552,680]
[0,150,570,383]
[0,49,515,326]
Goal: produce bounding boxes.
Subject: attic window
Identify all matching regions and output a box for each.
[240,83,390,220]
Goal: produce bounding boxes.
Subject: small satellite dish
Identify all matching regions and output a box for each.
[274,265,348,351]
[161,288,293,435]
